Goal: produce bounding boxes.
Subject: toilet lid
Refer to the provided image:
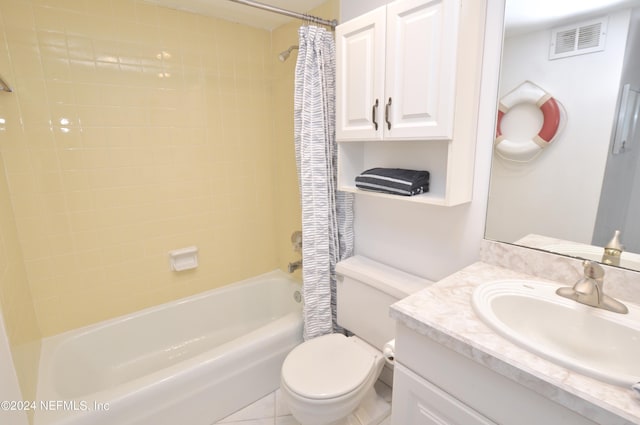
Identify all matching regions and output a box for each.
[282,334,375,400]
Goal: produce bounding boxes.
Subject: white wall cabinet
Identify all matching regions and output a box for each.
[336,0,459,141]
[335,0,487,206]
[335,5,385,141]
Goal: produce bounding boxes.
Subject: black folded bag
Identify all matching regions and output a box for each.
[355,168,430,196]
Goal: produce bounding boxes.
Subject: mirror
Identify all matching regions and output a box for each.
[485,0,640,271]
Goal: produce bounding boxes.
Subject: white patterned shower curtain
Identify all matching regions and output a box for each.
[294,26,354,341]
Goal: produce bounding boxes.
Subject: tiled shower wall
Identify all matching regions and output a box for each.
[0,150,40,405]
[0,0,338,404]
[1,0,284,402]
[0,0,280,338]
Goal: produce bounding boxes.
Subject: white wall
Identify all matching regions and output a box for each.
[594,8,640,252]
[485,10,630,245]
[340,0,392,21]
[627,10,640,251]
[340,0,505,281]
[627,149,640,252]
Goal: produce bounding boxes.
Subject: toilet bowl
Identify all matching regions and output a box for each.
[280,334,385,425]
[280,256,432,425]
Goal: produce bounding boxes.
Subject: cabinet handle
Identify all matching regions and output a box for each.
[385,97,392,130]
[372,99,379,130]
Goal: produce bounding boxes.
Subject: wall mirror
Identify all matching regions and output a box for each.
[485,0,640,271]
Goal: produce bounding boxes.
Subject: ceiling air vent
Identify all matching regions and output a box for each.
[549,17,607,60]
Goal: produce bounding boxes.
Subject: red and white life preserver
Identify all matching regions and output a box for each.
[495,81,562,162]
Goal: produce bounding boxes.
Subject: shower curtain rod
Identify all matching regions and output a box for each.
[227,0,338,29]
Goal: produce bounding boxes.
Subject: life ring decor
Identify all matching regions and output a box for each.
[494,81,565,162]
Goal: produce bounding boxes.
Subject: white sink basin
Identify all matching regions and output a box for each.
[472,280,640,387]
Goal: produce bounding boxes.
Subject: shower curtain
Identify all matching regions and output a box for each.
[294,26,354,340]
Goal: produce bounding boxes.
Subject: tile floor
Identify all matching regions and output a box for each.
[215,382,392,425]
[215,389,300,425]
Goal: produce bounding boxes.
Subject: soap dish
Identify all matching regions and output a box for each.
[169,246,198,271]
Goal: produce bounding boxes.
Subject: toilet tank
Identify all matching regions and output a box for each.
[335,256,432,350]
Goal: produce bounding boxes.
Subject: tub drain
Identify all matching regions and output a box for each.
[293,290,302,303]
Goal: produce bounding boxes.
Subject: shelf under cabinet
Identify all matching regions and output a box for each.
[337,140,451,206]
[339,185,449,206]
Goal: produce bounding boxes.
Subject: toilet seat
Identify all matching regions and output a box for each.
[281,334,376,400]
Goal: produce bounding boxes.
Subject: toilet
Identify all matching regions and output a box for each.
[280,255,431,425]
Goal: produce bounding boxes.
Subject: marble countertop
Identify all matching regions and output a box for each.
[390,261,640,425]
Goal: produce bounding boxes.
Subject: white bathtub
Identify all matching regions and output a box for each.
[34,271,303,425]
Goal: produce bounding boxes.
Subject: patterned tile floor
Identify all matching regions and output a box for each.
[215,382,392,425]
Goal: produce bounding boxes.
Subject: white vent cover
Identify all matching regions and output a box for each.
[549,17,607,60]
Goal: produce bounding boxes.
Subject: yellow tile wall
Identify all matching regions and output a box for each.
[0,2,42,405]
[0,155,41,403]
[0,0,284,337]
[0,0,339,405]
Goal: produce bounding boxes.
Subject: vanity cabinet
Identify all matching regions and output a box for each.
[392,363,496,425]
[335,0,459,141]
[335,0,486,206]
[391,323,599,425]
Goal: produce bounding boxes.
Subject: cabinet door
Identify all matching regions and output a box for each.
[336,6,386,141]
[391,364,497,425]
[384,0,459,140]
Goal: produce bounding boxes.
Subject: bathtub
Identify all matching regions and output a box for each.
[34,271,303,425]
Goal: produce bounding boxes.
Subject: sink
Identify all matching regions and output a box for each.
[472,280,640,387]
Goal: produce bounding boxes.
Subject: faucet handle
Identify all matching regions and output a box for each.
[291,230,302,252]
[582,260,604,280]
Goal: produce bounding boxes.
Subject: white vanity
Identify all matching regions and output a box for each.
[389,240,640,425]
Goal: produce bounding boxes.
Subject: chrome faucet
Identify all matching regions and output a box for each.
[556,260,628,314]
[288,260,302,273]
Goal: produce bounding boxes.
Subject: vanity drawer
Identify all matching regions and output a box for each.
[391,363,496,425]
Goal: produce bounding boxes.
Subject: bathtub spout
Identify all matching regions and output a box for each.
[288,260,302,273]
